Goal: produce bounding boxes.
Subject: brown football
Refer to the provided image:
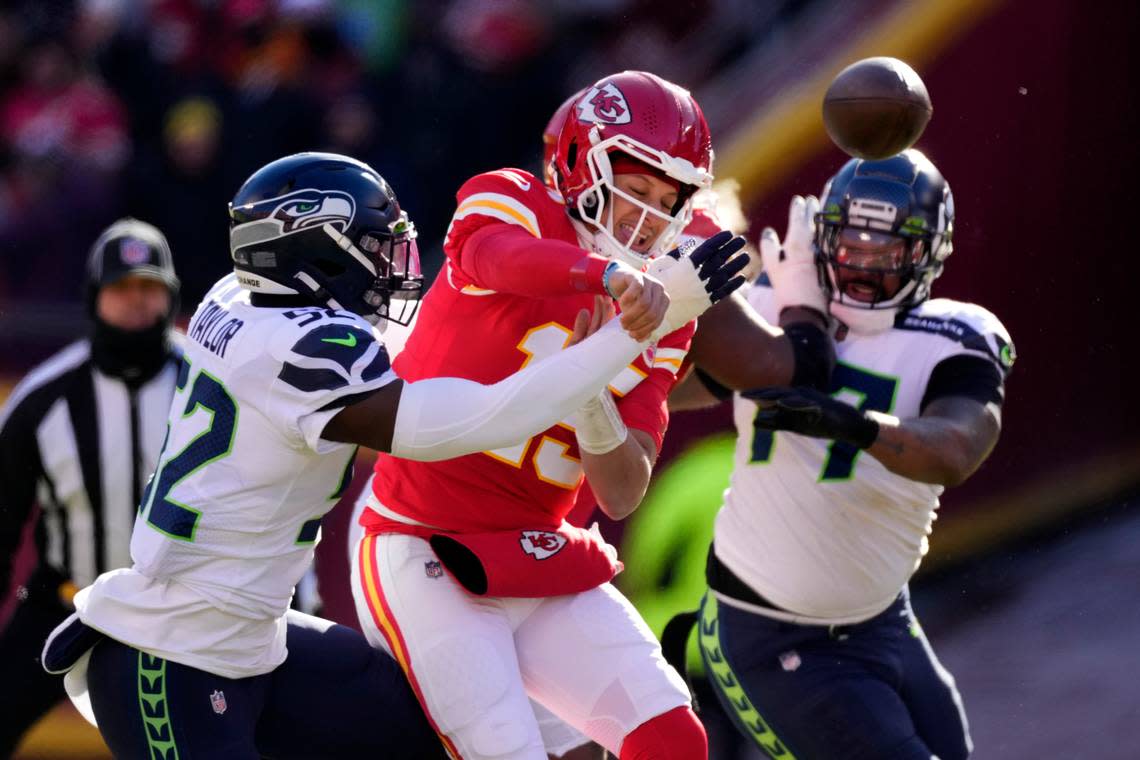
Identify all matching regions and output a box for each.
[822,57,932,160]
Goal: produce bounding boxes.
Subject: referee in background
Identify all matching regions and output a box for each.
[0,218,181,755]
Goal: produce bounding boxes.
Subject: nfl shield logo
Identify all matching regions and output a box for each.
[120,238,152,265]
[778,650,801,672]
[210,690,227,714]
[424,560,443,578]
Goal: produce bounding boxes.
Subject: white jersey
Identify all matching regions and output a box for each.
[714,282,1012,625]
[76,275,398,678]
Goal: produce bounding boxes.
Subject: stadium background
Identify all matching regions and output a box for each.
[1,0,1136,757]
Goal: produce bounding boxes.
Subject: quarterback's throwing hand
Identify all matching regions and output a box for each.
[744,386,880,449]
[645,230,749,341]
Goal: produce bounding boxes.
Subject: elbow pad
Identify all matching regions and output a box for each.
[785,321,835,390]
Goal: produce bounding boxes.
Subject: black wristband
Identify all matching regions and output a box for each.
[850,414,880,450]
[785,321,835,390]
[694,366,733,401]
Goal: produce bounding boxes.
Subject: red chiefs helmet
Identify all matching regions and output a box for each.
[552,71,714,267]
[543,88,586,187]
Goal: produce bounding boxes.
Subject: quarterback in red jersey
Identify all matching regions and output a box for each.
[352,72,731,760]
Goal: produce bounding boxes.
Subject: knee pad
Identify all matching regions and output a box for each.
[619,706,706,760]
[417,634,539,758]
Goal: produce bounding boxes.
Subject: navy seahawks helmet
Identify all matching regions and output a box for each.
[229,152,422,325]
[815,149,953,330]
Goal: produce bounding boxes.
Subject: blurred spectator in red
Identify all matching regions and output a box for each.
[0,34,128,301]
[2,35,128,172]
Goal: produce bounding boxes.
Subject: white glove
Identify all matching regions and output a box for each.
[759,195,828,316]
[645,230,748,341]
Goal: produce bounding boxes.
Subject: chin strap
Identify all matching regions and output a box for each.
[830,301,898,335]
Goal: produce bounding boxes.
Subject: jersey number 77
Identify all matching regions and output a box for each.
[750,361,898,481]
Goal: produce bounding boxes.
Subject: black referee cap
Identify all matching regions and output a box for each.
[86,218,180,292]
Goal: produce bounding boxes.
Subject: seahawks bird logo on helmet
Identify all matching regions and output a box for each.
[272,191,355,233]
[229,153,422,326]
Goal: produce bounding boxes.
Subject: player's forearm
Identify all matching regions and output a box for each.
[581,433,654,521]
[866,413,991,486]
[390,320,646,461]
[687,294,794,390]
[461,225,610,297]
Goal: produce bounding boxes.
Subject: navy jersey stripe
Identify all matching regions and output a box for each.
[360,347,392,382]
[893,312,1004,367]
[278,363,349,393]
[291,325,374,373]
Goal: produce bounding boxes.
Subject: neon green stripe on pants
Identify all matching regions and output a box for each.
[698,594,797,758]
[138,650,180,760]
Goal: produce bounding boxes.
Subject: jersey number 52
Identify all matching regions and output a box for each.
[140,359,238,541]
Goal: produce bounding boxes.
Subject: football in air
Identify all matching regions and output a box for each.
[822,56,932,160]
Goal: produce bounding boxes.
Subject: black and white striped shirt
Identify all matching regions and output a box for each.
[0,339,181,595]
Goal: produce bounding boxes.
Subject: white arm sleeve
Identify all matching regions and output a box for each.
[390,320,644,461]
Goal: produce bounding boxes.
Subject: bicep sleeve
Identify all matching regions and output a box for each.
[443,171,609,297]
[615,325,694,452]
[921,354,1005,411]
[456,225,609,298]
[616,374,671,453]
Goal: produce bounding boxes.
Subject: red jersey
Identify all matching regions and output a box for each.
[561,204,723,526]
[366,168,694,533]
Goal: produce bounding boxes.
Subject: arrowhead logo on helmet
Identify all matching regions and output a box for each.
[553,72,714,269]
[578,83,632,125]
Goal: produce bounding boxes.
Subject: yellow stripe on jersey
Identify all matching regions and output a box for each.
[655,348,688,362]
[452,192,541,237]
[444,262,497,296]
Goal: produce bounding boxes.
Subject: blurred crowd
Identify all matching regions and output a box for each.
[0,0,807,319]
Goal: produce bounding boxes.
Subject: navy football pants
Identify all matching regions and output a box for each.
[699,588,971,760]
[86,610,447,759]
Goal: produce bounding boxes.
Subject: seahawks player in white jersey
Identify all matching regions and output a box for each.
[40,152,746,759]
[673,150,1012,759]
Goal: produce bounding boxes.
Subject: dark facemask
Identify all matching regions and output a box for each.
[90,316,172,386]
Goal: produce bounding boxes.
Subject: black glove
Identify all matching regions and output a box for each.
[743,386,879,449]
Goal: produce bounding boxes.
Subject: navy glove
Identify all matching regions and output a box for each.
[743,386,879,449]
